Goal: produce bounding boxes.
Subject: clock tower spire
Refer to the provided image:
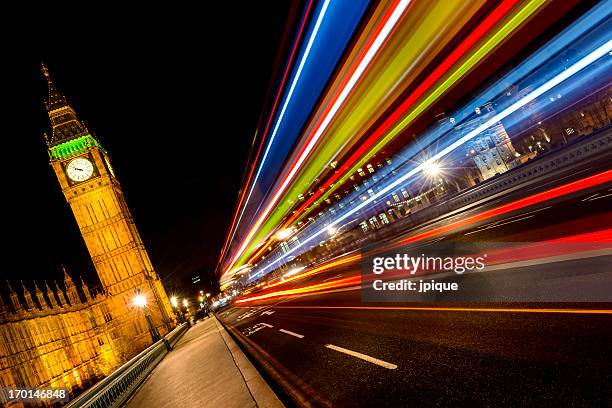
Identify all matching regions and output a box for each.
[41,63,91,146]
[42,65,175,346]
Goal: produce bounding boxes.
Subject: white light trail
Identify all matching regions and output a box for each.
[227,0,413,272]
[260,39,612,274]
[224,0,332,273]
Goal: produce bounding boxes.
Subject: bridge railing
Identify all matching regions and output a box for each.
[65,322,189,408]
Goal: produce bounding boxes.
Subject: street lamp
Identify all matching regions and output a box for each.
[133,294,147,308]
[182,299,189,308]
[422,160,441,177]
[169,296,186,323]
[133,290,162,344]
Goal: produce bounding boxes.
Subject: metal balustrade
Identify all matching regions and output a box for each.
[65,323,188,408]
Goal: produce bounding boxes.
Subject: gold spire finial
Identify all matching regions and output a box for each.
[41,62,50,79]
[61,264,72,282]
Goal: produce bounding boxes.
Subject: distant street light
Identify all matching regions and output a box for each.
[275,228,295,240]
[422,160,441,177]
[170,296,178,308]
[182,299,189,308]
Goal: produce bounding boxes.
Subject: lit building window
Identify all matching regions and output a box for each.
[379,214,390,224]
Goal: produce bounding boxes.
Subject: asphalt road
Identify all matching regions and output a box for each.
[217,176,612,407]
[219,298,611,407]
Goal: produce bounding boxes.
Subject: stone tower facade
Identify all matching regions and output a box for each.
[0,66,176,407]
[42,64,174,340]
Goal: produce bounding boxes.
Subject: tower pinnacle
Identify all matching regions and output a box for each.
[41,63,90,146]
[41,63,68,112]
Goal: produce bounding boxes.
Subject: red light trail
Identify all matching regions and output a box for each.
[236,170,612,304]
[282,0,522,229]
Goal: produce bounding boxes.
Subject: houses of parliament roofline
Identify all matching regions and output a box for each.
[0,268,103,323]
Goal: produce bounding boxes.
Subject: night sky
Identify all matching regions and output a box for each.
[0,4,296,296]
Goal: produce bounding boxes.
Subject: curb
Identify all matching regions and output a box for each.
[213,316,285,408]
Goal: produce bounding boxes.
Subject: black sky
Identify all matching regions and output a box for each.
[0,3,295,295]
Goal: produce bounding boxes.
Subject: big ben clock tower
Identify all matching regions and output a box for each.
[41,64,174,341]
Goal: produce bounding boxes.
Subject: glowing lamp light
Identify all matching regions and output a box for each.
[170,296,178,308]
[422,160,441,177]
[275,228,295,240]
[182,299,189,308]
[133,295,147,308]
[284,266,306,278]
[326,226,337,236]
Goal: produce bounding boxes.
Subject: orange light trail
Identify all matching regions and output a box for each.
[225,0,414,274]
[264,306,612,315]
[263,253,361,290]
[235,171,612,304]
[218,0,315,270]
[236,275,361,304]
[281,0,522,229]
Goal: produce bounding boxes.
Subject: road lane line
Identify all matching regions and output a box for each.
[261,323,274,328]
[464,206,552,236]
[325,344,397,369]
[463,214,536,235]
[587,192,612,201]
[279,329,305,338]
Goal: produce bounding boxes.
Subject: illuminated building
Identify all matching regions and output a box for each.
[0,66,175,407]
[462,103,520,182]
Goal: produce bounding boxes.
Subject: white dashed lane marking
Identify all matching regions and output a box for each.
[325,344,398,369]
[279,329,305,338]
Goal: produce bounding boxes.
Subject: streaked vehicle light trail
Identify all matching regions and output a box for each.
[251,39,612,278]
[240,170,612,300]
[223,0,331,275]
[282,0,524,227]
[226,0,414,274]
[218,0,315,267]
[237,0,549,267]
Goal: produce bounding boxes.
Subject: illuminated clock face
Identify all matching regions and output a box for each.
[105,156,116,178]
[66,157,94,182]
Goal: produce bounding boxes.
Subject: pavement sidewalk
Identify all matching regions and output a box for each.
[124,316,284,408]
